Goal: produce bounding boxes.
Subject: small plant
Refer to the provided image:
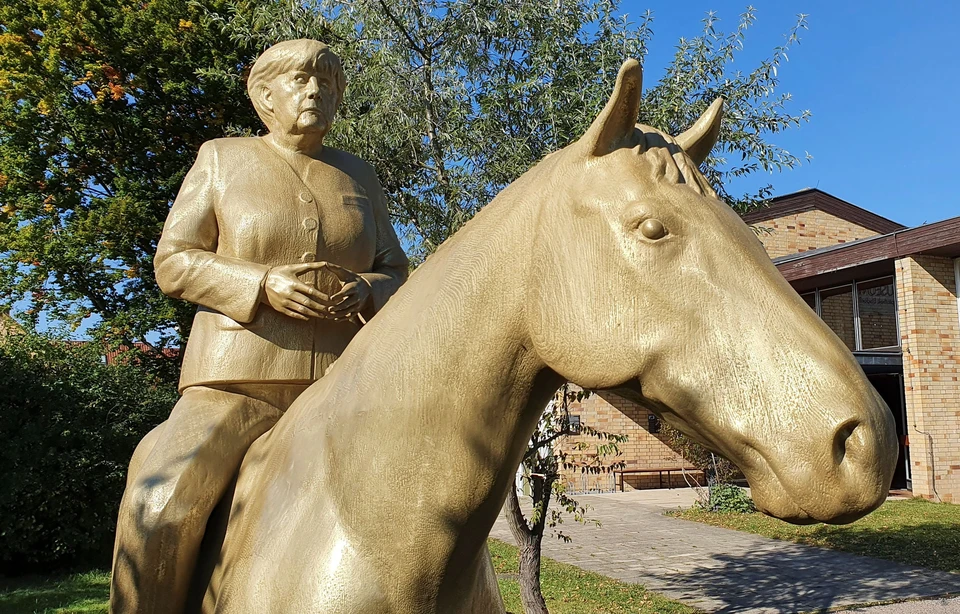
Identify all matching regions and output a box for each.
[707,483,756,514]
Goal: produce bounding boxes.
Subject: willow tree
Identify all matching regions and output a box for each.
[207,1,809,261]
[1,0,807,346]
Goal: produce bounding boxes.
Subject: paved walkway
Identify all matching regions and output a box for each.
[836,597,960,613]
[490,489,960,613]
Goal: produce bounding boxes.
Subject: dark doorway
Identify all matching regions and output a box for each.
[867,373,910,490]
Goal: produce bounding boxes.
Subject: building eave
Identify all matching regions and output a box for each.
[773,215,960,282]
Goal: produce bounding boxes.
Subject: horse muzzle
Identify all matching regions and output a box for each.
[744,391,898,525]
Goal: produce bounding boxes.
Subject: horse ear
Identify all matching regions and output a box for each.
[580,59,642,156]
[675,97,724,166]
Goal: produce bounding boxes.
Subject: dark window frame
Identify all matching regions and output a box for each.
[799,275,900,352]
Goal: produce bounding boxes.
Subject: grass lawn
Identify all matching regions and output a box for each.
[488,538,697,614]
[0,540,695,614]
[0,571,109,614]
[672,497,960,574]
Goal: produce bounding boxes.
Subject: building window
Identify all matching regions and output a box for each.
[803,276,900,352]
[820,285,856,351]
[857,277,898,350]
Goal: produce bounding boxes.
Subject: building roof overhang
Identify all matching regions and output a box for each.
[773,215,960,283]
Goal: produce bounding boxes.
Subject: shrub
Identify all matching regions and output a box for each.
[707,484,756,514]
[0,332,177,573]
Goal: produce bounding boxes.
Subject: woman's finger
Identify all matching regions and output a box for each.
[290,291,328,313]
[320,262,358,282]
[329,281,358,301]
[292,281,332,304]
[283,299,323,319]
[329,296,361,313]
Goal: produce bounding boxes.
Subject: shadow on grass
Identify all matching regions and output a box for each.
[489,538,695,614]
[0,571,109,614]
[782,520,960,575]
[676,499,960,575]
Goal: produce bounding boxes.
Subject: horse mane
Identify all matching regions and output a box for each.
[633,123,720,200]
[403,122,717,290]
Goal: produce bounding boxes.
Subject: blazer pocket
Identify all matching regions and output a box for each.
[341,194,370,208]
[197,306,264,332]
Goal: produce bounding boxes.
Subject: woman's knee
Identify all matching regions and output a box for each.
[126,423,166,489]
[124,476,201,539]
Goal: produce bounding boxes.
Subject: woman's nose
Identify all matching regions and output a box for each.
[306,76,320,99]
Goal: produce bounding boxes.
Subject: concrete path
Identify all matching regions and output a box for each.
[837,597,960,613]
[490,489,960,613]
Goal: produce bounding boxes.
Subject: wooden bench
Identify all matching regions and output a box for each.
[615,467,703,491]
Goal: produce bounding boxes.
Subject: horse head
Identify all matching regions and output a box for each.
[526,59,898,524]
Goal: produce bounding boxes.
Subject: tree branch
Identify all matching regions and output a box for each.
[504,482,532,541]
[376,0,427,58]
[524,429,571,461]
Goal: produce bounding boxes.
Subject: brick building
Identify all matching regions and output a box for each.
[557,390,693,493]
[559,188,960,502]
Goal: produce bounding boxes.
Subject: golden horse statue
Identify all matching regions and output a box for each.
[148,59,896,612]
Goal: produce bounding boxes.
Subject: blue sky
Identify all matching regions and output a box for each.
[624,0,960,228]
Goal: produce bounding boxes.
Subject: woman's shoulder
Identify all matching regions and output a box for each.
[320,147,380,186]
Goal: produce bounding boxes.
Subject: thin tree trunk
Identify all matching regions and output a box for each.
[504,481,549,614]
[517,530,547,614]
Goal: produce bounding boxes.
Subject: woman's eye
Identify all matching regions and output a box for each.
[639,218,667,240]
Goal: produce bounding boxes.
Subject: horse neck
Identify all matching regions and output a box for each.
[330,172,563,503]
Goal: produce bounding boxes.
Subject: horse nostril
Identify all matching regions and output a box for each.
[833,419,860,466]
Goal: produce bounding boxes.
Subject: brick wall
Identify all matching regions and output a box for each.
[753,209,880,259]
[556,390,694,493]
[895,256,960,502]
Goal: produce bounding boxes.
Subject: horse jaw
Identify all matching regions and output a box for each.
[613,346,897,527]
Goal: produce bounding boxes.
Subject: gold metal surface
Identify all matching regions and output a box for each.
[114,48,897,613]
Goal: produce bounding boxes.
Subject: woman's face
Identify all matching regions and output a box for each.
[263,62,340,137]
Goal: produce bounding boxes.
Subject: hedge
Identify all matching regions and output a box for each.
[0,332,177,573]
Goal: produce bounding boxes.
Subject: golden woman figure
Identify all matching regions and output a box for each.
[109,40,408,613]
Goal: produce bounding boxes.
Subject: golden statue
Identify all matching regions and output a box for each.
[109,40,408,613]
[114,46,898,613]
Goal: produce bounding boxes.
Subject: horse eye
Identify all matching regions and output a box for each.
[640,218,667,240]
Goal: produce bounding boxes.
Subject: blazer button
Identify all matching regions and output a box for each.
[302,218,318,230]
[300,252,316,263]
[299,192,314,203]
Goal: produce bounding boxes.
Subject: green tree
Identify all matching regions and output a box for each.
[207,1,809,262]
[0,0,262,348]
[1,0,809,349]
